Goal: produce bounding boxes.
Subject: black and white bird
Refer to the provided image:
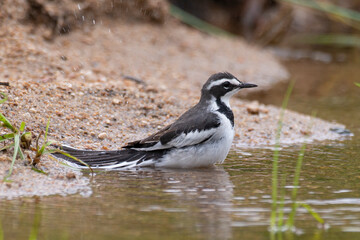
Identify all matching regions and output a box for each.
[53,72,257,169]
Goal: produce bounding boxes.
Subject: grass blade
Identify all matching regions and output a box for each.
[277,174,287,229]
[271,80,295,231]
[28,205,41,240]
[18,147,25,160]
[0,143,14,151]
[299,202,324,224]
[281,0,360,22]
[0,112,16,132]
[292,34,360,48]
[0,93,16,131]
[44,118,50,142]
[355,82,360,87]
[0,216,3,240]
[38,141,53,155]
[3,134,20,181]
[169,4,234,37]
[31,167,48,175]
[53,150,93,174]
[20,122,26,132]
[286,143,307,228]
[287,111,316,228]
[0,133,14,142]
[49,155,88,171]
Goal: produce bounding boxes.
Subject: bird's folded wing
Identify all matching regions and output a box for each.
[124,112,221,151]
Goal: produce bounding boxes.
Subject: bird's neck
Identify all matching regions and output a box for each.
[215,98,234,127]
[200,95,234,127]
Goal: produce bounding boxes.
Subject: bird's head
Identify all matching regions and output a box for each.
[201,72,257,103]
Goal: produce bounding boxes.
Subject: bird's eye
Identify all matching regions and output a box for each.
[223,82,231,89]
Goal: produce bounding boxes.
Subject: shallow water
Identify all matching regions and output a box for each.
[1,56,360,239]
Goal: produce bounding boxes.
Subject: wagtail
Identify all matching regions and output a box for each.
[53,72,257,169]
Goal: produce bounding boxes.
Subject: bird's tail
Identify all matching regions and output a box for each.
[51,145,162,169]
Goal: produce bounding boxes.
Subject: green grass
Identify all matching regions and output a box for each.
[0,93,26,181]
[355,82,360,87]
[270,82,324,237]
[286,141,307,228]
[285,114,324,230]
[270,79,295,232]
[0,92,90,181]
[0,216,3,240]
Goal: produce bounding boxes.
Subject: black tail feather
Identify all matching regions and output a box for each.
[51,145,164,169]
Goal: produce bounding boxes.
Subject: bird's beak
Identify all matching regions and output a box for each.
[241,83,258,88]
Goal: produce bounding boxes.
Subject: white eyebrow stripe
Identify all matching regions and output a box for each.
[206,78,240,90]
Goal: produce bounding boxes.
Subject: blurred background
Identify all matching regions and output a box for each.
[170,0,360,47]
[3,0,360,47]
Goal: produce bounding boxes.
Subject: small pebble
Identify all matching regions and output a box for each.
[98,132,107,140]
[66,172,76,179]
[112,98,121,105]
[300,129,312,136]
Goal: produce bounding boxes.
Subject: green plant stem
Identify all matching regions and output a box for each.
[271,80,295,232]
[0,133,14,142]
[53,150,93,174]
[31,167,48,175]
[0,143,14,151]
[44,118,50,142]
[169,4,234,37]
[299,202,324,224]
[277,173,287,229]
[29,205,42,240]
[3,134,20,181]
[286,143,307,228]
[0,112,16,132]
[287,111,317,228]
[0,216,3,240]
[292,34,360,48]
[281,0,360,24]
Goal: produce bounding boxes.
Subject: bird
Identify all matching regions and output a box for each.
[52,72,257,169]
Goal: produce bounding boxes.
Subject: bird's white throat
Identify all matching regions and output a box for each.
[207,89,239,112]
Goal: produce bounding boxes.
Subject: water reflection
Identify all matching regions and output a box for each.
[117,167,235,240]
[0,201,42,240]
[29,203,42,240]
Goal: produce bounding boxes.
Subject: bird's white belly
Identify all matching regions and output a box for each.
[155,119,234,168]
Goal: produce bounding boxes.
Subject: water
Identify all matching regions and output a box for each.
[1,56,360,239]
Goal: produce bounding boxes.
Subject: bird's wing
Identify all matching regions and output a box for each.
[123,124,173,149]
[123,111,220,151]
